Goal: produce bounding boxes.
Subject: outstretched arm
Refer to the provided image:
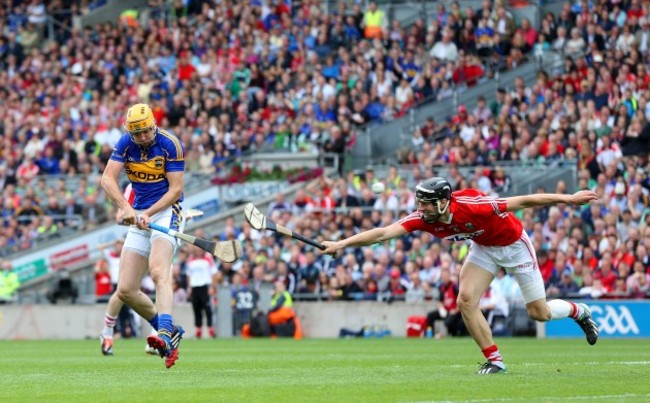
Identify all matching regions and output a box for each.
[505,190,599,212]
[321,221,408,255]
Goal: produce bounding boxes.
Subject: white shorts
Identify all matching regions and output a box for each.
[465,230,546,304]
[123,204,185,258]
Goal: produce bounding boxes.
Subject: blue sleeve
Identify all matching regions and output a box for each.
[110,135,130,163]
[161,131,185,172]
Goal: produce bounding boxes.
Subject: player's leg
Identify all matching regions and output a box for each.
[516,270,598,345]
[116,248,158,323]
[149,237,174,337]
[145,207,186,367]
[146,236,185,368]
[514,232,598,345]
[458,261,504,374]
[102,227,160,356]
[550,299,598,345]
[115,226,164,334]
[100,292,124,356]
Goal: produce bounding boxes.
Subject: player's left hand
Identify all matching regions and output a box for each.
[568,190,599,205]
[137,213,151,230]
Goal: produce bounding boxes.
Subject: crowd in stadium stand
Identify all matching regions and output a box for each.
[162,0,648,307]
[0,0,540,256]
[2,1,650,309]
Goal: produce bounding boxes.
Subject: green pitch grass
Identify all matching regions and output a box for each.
[1,338,649,402]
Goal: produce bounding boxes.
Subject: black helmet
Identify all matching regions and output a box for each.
[415,177,452,202]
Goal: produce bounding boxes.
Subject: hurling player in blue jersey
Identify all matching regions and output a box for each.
[101,103,186,369]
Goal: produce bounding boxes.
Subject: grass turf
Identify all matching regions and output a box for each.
[1,338,649,402]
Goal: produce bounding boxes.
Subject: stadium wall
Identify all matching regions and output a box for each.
[0,302,429,340]
[4,301,650,340]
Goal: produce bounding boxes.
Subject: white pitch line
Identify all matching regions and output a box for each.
[440,361,650,368]
[418,393,650,403]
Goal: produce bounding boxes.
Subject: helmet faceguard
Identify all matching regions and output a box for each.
[124,103,157,148]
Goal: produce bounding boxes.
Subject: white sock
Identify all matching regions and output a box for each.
[102,315,117,338]
[548,300,583,320]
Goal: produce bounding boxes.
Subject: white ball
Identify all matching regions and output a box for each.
[371,182,385,194]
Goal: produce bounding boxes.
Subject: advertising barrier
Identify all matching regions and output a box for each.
[544,301,649,338]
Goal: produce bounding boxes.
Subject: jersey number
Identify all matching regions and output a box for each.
[236,291,255,309]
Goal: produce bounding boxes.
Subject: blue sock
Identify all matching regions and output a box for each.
[148,314,159,331]
[158,314,173,342]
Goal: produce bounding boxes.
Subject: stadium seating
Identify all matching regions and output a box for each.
[4,1,650,330]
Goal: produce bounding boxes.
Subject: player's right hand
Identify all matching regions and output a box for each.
[321,241,343,257]
[118,205,138,225]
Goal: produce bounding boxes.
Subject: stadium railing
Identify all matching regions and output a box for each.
[367,160,577,197]
[0,172,211,260]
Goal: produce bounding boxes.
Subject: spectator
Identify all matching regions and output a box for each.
[430,29,459,62]
[426,269,463,337]
[94,258,112,301]
[362,2,387,40]
[0,259,20,302]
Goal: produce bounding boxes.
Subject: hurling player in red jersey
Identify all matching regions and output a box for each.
[322,177,600,374]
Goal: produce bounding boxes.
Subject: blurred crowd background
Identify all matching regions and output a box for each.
[1,0,649,316]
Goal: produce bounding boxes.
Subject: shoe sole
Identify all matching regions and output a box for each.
[146,335,169,358]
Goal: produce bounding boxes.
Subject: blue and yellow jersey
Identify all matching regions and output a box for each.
[110,128,185,210]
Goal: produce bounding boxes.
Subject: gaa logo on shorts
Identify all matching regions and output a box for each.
[590,305,639,335]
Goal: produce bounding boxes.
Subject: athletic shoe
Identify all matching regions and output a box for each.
[147,326,185,368]
[208,327,216,338]
[195,328,202,339]
[575,303,599,345]
[100,335,113,356]
[170,325,184,350]
[166,325,185,368]
[145,344,159,355]
[476,362,507,375]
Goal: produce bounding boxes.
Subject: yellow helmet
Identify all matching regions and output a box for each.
[124,103,156,134]
[124,103,157,147]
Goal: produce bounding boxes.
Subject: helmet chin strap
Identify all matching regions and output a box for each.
[437,199,450,215]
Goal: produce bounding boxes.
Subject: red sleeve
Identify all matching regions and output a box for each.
[454,191,508,217]
[465,199,508,216]
[398,212,424,232]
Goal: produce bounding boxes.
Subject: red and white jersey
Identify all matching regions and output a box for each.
[104,249,121,284]
[399,189,522,246]
[123,183,135,206]
[186,253,217,287]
